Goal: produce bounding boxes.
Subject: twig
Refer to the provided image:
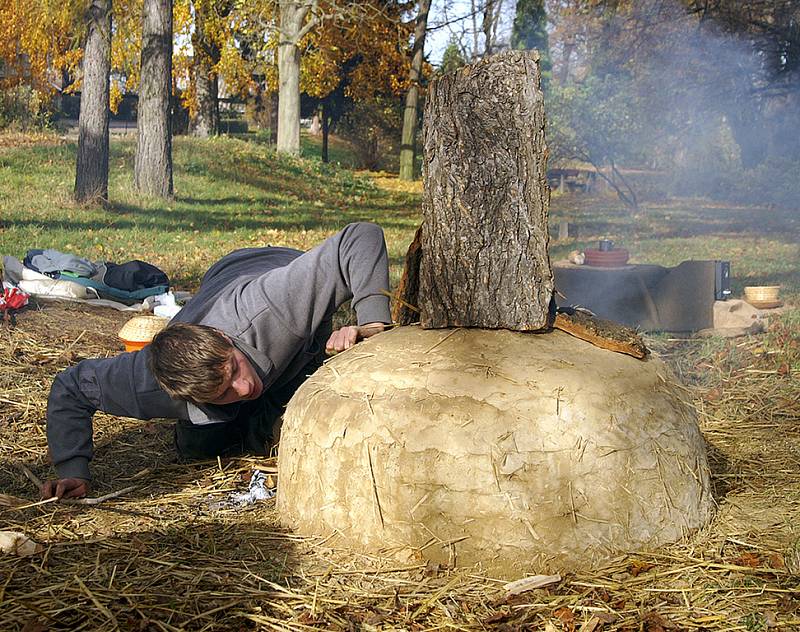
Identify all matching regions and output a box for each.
[366,444,385,529]
[382,289,420,313]
[14,461,43,490]
[61,485,138,506]
[424,328,462,354]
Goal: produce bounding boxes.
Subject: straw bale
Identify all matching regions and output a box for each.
[278,326,714,575]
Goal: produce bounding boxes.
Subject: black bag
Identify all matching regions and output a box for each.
[103,260,169,291]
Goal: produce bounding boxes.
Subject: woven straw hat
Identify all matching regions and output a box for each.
[118,315,170,343]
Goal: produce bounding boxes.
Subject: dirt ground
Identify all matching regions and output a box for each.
[1,300,799,631]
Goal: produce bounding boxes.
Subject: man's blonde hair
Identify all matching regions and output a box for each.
[148,322,233,404]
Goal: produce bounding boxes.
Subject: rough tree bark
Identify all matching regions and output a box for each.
[392,224,423,325]
[135,0,173,197]
[190,0,222,137]
[74,0,112,203]
[398,0,431,181]
[419,50,553,330]
[321,103,329,162]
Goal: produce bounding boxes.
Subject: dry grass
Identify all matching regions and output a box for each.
[1,301,799,631]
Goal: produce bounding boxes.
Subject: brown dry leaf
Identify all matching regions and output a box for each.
[296,610,323,625]
[777,595,800,614]
[629,560,655,576]
[768,552,786,569]
[484,609,513,625]
[578,616,603,632]
[20,618,48,632]
[642,611,678,631]
[764,610,778,628]
[554,607,576,632]
[733,552,762,568]
[362,610,386,626]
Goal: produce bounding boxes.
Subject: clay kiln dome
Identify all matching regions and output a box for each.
[277,326,713,575]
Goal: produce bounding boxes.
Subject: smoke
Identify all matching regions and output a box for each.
[546,0,800,208]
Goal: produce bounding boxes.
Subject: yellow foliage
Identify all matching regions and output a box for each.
[302,1,414,103]
[110,81,123,114]
[0,0,82,91]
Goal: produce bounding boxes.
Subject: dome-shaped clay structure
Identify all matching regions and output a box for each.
[277,326,713,574]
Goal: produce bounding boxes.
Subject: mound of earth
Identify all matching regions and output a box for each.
[278,326,713,576]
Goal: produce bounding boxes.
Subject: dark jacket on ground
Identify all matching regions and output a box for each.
[46,223,392,481]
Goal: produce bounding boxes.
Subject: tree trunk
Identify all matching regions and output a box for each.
[419,50,553,330]
[269,91,279,145]
[74,0,112,203]
[277,0,315,156]
[135,0,173,197]
[559,40,574,84]
[482,0,495,56]
[277,39,301,155]
[321,102,329,163]
[398,0,431,181]
[191,66,219,137]
[470,0,480,61]
[190,0,220,137]
[309,111,321,135]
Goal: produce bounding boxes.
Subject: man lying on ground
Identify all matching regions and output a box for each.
[42,222,391,499]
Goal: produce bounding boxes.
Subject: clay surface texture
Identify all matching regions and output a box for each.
[277,327,713,575]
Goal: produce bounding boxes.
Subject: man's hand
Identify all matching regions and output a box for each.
[326,322,385,354]
[41,478,91,500]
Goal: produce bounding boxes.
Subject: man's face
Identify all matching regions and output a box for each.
[206,347,264,405]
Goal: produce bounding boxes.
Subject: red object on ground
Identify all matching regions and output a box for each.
[0,286,30,311]
[583,248,630,267]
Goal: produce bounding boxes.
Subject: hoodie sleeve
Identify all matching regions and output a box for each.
[233,222,392,338]
[46,349,186,481]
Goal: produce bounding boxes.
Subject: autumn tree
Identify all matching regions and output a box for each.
[75,0,113,203]
[182,0,239,137]
[0,0,82,126]
[511,0,551,75]
[135,0,174,197]
[302,1,411,164]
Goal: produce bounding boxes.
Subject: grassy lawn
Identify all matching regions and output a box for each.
[0,133,421,290]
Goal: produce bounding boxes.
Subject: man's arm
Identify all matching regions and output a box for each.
[46,361,105,485]
[236,222,392,341]
[45,350,186,497]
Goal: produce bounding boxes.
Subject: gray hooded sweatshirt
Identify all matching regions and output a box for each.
[46,223,392,481]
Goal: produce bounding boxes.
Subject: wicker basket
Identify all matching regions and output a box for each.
[743,285,782,309]
[118,315,170,352]
[744,286,780,303]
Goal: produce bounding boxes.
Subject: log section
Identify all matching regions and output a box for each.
[419,50,553,330]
